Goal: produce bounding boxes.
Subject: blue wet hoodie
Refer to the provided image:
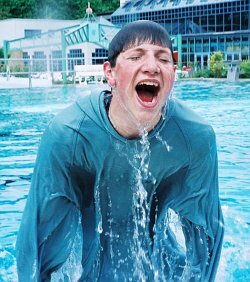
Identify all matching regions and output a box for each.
[16,90,224,281]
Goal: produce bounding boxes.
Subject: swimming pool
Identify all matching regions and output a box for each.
[0,80,249,281]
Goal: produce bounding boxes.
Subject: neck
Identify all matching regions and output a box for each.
[108,97,162,139]
[108,104,140,138]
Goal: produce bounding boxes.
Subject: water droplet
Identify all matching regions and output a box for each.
[97,222,103,234]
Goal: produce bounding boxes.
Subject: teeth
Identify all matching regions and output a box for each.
[138,81,159,87]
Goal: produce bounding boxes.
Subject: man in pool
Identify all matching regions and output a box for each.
[16,21,224,281]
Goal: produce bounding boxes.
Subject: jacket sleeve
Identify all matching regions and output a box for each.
[16,118,83,281]
[174,128,224,281]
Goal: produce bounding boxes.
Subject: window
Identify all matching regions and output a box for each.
[189,39,194,53]
[144,0,154,6]
[233,37,241,52]
[210,37,218,52]
[195,38,202,53]
[241,12,249,30]
[32,51,46,72]
[216,14,224,32]
[182,44,187,53]
[24,29,42,38]
[219,38,225,52]
[133,0,144,8]
[242,36,249,54]
[201,16,208,32]
[234,54,239,60]
[208,15,216,32]
[23,52,30,66]
[51,50,62,72]
[226,37,233,52]
[123,1,133,11]
[92,48,108,65]
[233,13,241,30]
[68,49,84,71]
[227,54,232,61]
[203,38,209,52]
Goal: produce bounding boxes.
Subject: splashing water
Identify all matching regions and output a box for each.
[101,128,163,281]
[155,132,172,152]
[51,215,83,281]
[131,129,155,281]
[124,129,183,282]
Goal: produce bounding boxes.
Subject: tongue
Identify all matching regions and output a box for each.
[138,91,154,102]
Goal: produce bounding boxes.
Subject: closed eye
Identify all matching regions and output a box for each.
[129,56,141,61]
[159,57,172,63]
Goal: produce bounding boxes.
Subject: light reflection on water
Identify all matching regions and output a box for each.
[0,81,250,281]
[175,80,250,281]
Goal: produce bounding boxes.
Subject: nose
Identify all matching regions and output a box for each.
[141,54,160,74]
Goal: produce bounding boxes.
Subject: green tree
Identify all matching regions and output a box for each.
[0,47,5,72]
[0,0,11,19]
[0,47,4,58]
[210,51,224,78]
[0,0,36,20]
[66,0,95,20]
[240,60,250,78]
[65,0,120,19]
[0,0,119,20]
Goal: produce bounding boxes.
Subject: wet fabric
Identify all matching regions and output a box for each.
[16,90,224,281]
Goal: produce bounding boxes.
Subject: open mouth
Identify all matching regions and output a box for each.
[135,81,160,104]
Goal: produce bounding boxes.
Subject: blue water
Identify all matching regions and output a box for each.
[0,80,249,281]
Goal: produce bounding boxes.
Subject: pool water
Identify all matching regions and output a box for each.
[0,81,249,281]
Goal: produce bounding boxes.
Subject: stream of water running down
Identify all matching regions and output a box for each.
[0,80,249,281]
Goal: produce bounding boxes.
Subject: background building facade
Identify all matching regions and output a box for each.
[0,0,249,74]
[111,0,250,68]
[0,17,117,77]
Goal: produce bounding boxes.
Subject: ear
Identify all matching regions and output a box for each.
[103,61,116,88]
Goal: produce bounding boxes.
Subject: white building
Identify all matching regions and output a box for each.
[0,18,82,47]
[0,17,118,77]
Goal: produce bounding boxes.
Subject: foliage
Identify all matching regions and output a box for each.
[0,48,5,70]
[210,51,224,78]
[190,68,212,78]
[240,60,250,78]
[0,64,6,72]
[1,64,29,77]
[0,0,36,19]
[0,47,4,58]
[0,0,119,20]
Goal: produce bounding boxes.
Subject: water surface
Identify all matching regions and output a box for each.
[0,81,249,281]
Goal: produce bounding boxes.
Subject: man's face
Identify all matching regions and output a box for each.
[105,43,175,128]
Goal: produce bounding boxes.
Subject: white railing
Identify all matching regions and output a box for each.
[0,57,107,87]
[74,64,104,84]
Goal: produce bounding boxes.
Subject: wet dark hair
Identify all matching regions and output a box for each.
[108,20,173,67]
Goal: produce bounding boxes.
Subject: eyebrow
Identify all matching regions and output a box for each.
[126,47,171,54]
